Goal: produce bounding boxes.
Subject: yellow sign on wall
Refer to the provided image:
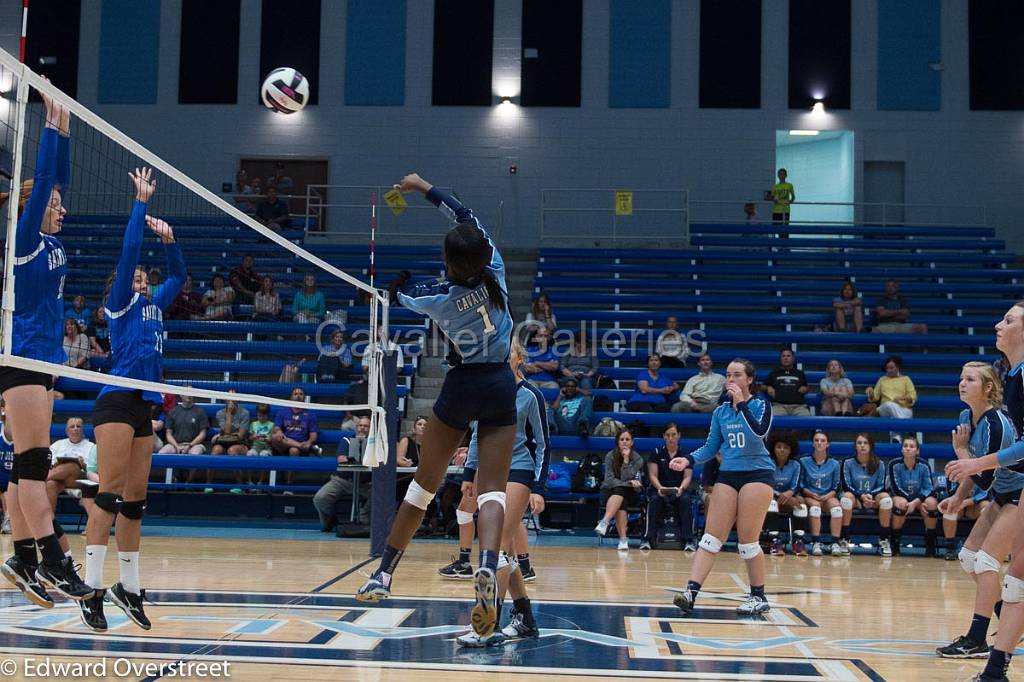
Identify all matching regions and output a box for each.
[615,191,633,216]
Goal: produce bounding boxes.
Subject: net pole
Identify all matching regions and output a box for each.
[2,66,29,361]
[19,0,28,63]
[369,191,377,290]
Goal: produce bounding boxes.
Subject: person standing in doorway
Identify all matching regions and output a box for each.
[771,169,795,237]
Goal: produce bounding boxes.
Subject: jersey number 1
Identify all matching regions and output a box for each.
[476,305,496,334]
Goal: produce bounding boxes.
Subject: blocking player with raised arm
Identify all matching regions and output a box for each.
[0,89,93,604]
[77,168,185,632]
[671,358,775,616]
[357,174,516,640]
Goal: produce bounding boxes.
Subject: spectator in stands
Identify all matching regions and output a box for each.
[50,417,93,464]
[167,274,204,320]
[888,434,939,557]
[230,254,262,305]
[762,349,810,416]
[62,318,90,369]
[656,316,687,368]
[672,352,726,413]
[316,329,353,383]
[627,354,677,412]
[148,268,165,302]
[64,294,90,332]
[246,404,274,486]
[266,162,294,194]
[341,365,371,431]
[150,403,166,451]
[293,274,326,324]
[160,394,211,488]
[86,305,111,356]
[873,279,928,334]
[271,387,320,487]
[47,418,96,542]
[526,293,557,334]
[524,327,561,390]
[551,379,593,437]
[313,415,371,532]
[833,281,864,333]
[771,168,795,227]
[397,415,427,467]
[819,359,855,416]
[561,334,599,390]
[235,175,261,215]
[743,202,759,223]
[798,430,843,556]
[841,433,894,557]
[199,274,234,321]
[642,423,696,552]
[211,391,251,495]
[595,429,645,551]
[766,430,805,555]
[256,186,290,230]
[863,356,916,430]
[253,276,281,320]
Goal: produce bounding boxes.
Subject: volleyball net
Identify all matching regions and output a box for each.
[0,48,392,465]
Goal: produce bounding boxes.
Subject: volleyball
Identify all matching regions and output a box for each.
[260,67,309,114]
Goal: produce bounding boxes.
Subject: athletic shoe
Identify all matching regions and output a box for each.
[673,588,696,615]
[520,566,537,583]
[595,520,609,537]
[769,538,784,555]
[438,557,473,579]
[78,589,108,632]
[879,539,893,557]
[737,594,770,616]
[683,541,698,552]
[831,543,843,556]
[936,635,990,659]
[1,557,53,609]
[203,487,214,494]
[501,608,540,641]
[470,567,498,637]
[968,675,1010,682]
[639,540,651,551]
[109,582,151,630]
[355,573,391,603]
[811,542,823,556]
[617,538,629,551]
[455,630,506,648]
[0,515,10,535]
[839,539,851,556]
[943,546,957,561]
[35,558,94,601]
[792,538,807,556]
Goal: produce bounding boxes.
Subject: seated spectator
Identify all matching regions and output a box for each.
[397,415,427,467]
[799,430,844,556]
[313,415,371,532]
[151,402,166,451]
[873,279,928,334]
[246,404,274,486]
[271,387,320,487]
[523,327,561,390]
[148,268,164,301]
[158,393,210,486]
[766,429,805,555]
[656,316,687,368]
[47,417,95,538]
[211,391,251,495]
[841,433,894,556]
[293,274,327,324]
[594,429,645,551]
[560,335,599,390]
[833,281,863,333]
[167,274,204,320]
[525,292,557,334]
[256,186,291,230]
[551,379,593,437]
[627,354,677,412]
[237,176,263,215]
[62,319,90,369]
[743,201,759,223]
[253,276,282,320]
[317,329,353,383]
[642,423,695,552]
[819,359,854,416]
[341,366,370,431]
[199,274,234,321]
[86,305,111,356]
[267,162,294,194]
[230,254,262,305]
[863,356,916,427]
[888,434,939,557]
[763,349,810,416]
[64,294,91,331]
[672,352,726,413]
[50,417,93,465]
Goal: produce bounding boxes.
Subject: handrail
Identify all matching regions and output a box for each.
[690,199,987,228]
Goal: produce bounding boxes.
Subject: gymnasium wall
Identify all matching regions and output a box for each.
[8,0,1024,252]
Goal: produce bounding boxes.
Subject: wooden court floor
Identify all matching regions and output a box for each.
[0,534,1005,681]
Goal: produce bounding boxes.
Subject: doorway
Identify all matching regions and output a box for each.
[774,130,854,226]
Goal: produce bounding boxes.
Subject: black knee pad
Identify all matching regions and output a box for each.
[17,448,51,481]
[9,459,17,485]
[80,485,97,499]
[893,506,906,517]
[119,499,146,520]
[927,508,942,518]
[52,519,65,539]
[94,492,121,515]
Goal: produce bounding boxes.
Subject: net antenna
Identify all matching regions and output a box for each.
[0,47,391,465]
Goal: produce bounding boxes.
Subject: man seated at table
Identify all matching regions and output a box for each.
[312,416,371,532]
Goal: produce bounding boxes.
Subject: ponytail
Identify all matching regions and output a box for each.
[0,180,34,216]
[481,269,507,313]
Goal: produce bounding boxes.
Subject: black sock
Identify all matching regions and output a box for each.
[13,539,38,568]
[879,528,891,542]
[458,547,471,565]
[376,545,404,586]
[517,553,531,573]
[995,600,1004,619]
[967,614,991,643]
[686,580,702,593]
[983,649,1012,679]
[37,535,64,566]
[840,527,850,540]
[812,535,821,544]
[750,584,766,599]
[513,597,536,627]
[480,550,498,573]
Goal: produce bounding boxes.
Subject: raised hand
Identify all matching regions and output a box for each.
[130,167,156,203]
[40,82,63,129]
[946,457,984,483]
[393,173,431,195]
[951,424,971,455]
[145,215,175,244]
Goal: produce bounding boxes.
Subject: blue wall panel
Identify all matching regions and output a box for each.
[98,0,160,104]
[609,0,670,108]
[878,0,941,111]
[345,0,406,106]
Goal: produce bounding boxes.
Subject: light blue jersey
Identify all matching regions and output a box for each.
[888,460,934,500]
[100,200,185,404]
[961,408,1024,494]
[12,128,69,365]
[464,381,551,494]
[772,459,801,494]
[799,455,841,497]
[687,398,773,472]
[397,188,511,365]
[842,458,887,495]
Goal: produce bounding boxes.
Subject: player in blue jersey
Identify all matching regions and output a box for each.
[671,358,774,616]
[357,173,516,640]
[0,403,14,535]
[765,430,805,556]
[799,430,845,556]
[840,433,893,556]
[0,91,93,606]
[456,338,549,646]
[888,435,939,557]
[936,362,1023,660]
[76,168,184,632]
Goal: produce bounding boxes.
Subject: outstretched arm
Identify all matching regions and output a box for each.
[150,217,185,310]
[108,168,155,314]
[15,92,63,258]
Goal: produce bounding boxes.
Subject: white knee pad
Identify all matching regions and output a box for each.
[809,505,822,518]
[840,496,854,510]
[456,509,475,525]
[1003,574,1024,603]
[404,480,436,511]
[975,550,1002,575]
[792,504,808,518]
[830,505,844,519]
[738,542,763,560]
[879,497,893,510]
[476,490,507,511]
[698,533,723,554]
[958,547,978,575]
[767,500,779,513]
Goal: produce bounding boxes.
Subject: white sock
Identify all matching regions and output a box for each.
[118,551,140,594]
[85,545,106,590]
